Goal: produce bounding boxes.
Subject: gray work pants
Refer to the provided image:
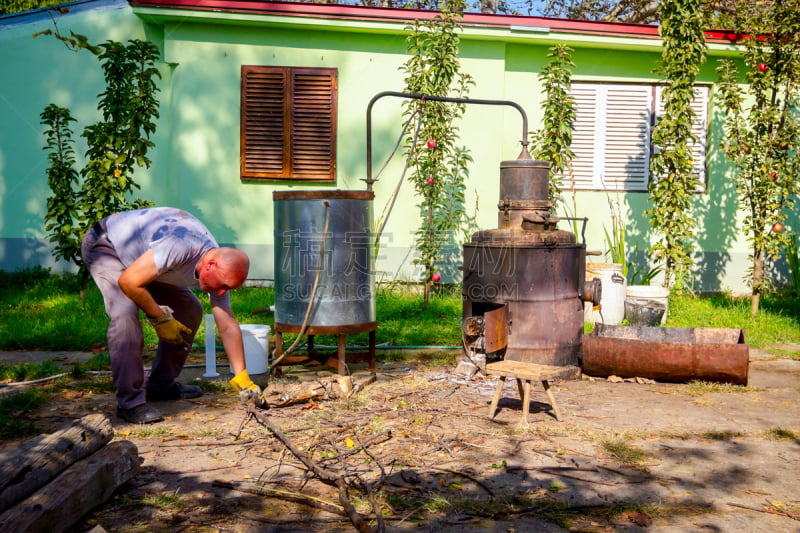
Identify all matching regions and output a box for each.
[81,222,202,409]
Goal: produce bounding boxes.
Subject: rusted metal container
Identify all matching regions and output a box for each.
[462,153,599,368]
[582,324,749,385]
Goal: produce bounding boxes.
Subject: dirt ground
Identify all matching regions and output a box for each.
[2,346,800,533]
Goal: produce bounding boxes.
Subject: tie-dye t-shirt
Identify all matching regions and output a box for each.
[104,207,229,307]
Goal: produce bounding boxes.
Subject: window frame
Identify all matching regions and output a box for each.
[240,65,338,182]
[562,81,709,192]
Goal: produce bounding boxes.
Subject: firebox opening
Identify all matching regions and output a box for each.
[463,302,509,363]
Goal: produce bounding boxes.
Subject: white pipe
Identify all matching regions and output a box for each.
[203,313,219,378]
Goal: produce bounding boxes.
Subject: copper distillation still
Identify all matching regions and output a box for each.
[461,151,601,376]
[364,92,600,376]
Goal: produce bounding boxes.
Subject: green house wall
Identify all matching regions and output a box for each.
[0,0,784,293]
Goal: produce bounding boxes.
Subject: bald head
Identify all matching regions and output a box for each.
[198,247,250,295]
[216,247,250,286]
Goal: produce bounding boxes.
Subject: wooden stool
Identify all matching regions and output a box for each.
[486,360,575,424]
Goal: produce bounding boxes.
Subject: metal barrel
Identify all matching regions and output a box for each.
[273,190,375,327]
[582,324,749,385]
[462,242,586,367]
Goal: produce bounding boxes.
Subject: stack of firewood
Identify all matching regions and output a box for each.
[0,414,140,533]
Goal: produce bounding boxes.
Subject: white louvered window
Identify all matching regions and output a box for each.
[561,82,709,192]
[654,85,709,188]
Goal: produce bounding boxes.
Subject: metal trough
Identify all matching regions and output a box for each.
[582,324,749,385]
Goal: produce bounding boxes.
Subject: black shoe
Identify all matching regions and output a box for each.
[146,382,203,402]
[117,404,164,424]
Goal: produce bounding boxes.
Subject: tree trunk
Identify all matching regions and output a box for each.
[751,252,763,317]
[424,204,433,309]
[663,256,673,289]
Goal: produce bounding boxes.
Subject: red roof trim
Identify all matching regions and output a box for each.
[128,0,740,43]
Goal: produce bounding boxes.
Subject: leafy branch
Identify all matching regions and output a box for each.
[401,0,474,308]
[38,28,160,295]
[715,1,800,315]
[646,0,707,292]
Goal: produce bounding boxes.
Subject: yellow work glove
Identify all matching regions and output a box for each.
[230,370,268,409]
[147,306,192,344]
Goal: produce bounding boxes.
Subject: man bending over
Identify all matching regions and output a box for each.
[81,206,263,424]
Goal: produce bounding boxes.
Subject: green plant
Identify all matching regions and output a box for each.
[702,430,742,440]
[401,0,474,309]
[784,232,800,295]
[529,44,576,210]
[38,30,160,294]
[132,426,171,438]
[82,352,111,372]
[603,222,626,271]
[682,380,755,396]
[764,428,798,440]
[602,190,627,277]
[140,490,184,510]
[646,0,707,292]
[601,438,647,467]
[716,2,800,316]
[627,252,664,286]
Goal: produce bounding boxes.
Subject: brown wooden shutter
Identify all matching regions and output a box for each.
[290,69,337,179]
[240,66,337,182]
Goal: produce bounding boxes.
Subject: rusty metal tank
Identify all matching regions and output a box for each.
[462,152,599,369]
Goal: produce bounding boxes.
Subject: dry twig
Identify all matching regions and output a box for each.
[244,405,385,533]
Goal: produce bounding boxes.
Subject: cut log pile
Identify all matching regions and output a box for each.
[0,414,140,533]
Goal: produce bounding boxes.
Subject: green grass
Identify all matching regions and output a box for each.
[1,270,800,355]
[0,390,47,438]
[681,380,757,396]
[0,360,65,382]
[0,275,464,352]
[601,438,648,467]
[763,428,798,440]
[668,292,800,349]
[701,430,743,440]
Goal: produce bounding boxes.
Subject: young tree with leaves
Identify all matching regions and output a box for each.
[646,0,707,291]
[401,0,474,308]
[529,44,576,211]
[40,34,160,295]
[716,2,800,316]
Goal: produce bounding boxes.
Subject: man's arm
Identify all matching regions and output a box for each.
[117,249,165,319]
[213,304,246,375]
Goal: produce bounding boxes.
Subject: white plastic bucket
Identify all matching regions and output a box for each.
[585,263,627,325]
[232,324,270,375]
[626,285,670,324]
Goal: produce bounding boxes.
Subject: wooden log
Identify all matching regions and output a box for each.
[0,414,114,513]
[270,373,377,407]
[0,440,140,533]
